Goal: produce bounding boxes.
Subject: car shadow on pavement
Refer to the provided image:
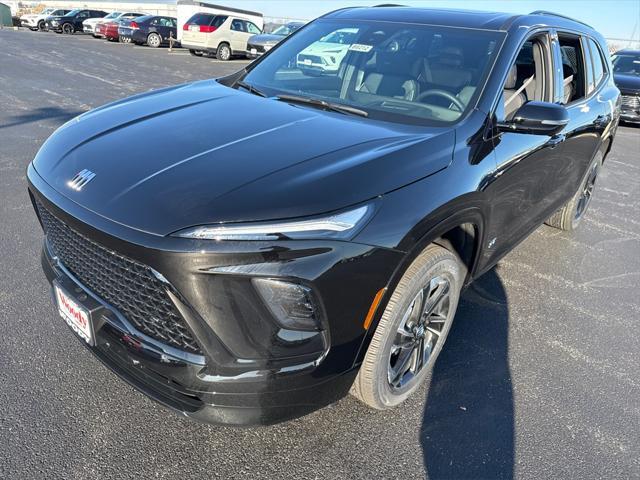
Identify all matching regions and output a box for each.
[421,267,514,479]
[1,106,84,130]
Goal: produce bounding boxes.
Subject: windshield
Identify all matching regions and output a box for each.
[105,12,122,19]
[242,20,504,126]
[612,54,640,76]
[272,24,302,36]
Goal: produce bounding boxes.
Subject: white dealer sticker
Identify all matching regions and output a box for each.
[348,44,373,53]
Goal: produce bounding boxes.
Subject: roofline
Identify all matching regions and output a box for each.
[175,0,263,18]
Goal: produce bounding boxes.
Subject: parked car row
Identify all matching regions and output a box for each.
[18,8,302,58]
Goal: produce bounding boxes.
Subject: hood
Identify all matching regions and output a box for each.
[249,33,284,45]
[614,73,640,93]
[21,14,38,20]
[301,42,349,55]
[33,80,454,236]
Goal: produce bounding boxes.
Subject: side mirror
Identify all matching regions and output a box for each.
[497,101,569,136]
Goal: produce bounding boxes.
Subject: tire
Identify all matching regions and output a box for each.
[189,49,203,57]
[147,32,161,48]
[216,42,231,61]
[62,23,74,35]
[37,20,46,31]
[351,244,462,409]
[545,151,603,231]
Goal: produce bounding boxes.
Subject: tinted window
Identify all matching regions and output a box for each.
[588,38,606,87]
[211,15,227,28]
[187,13,213,26]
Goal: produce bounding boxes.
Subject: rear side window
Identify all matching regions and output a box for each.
[211,15,227,28]
[187,13,214,26]
[557,34,587,104]
[588,38,606,88]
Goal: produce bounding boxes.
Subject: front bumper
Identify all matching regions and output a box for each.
[21,18,37,28]
[83,24,94,34]
[29,164,403,425]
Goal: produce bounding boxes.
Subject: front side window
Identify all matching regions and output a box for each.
[242,20,504,126]
[246,22,261,34]
[612,53,640,76]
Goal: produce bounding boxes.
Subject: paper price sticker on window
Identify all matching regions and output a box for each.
[348,44,373,53]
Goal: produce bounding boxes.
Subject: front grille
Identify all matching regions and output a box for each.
[248,43,265,53]
[36,201,203,355]
[297,54,324,65]
[621,94,640,112]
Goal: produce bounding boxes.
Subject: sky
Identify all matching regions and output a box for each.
[210,0,640,42]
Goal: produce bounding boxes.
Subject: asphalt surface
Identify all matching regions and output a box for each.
[1,28,639,480]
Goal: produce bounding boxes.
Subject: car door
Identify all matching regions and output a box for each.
[229,18,247,52]
[550,31,608,202]
[485,31,569,261]
[75,11,89,29]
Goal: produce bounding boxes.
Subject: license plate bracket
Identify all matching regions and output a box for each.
[53,277,106,347]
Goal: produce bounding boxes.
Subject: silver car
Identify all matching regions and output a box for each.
[247,22,305,58]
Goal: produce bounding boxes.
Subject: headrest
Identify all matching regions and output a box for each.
[437,46,464,67]
[505,64,518,89]
[373,51,415,76]
[562,63,575,78]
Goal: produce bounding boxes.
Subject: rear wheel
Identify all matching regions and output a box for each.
[351,244,462,409]
[216,42,231,61]
[147,32,161,48]
[546,152,603,231]
[62,23,74,35]
[189,49,203,57]
[37,20,46,31]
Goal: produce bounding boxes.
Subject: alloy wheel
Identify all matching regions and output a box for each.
[388,275,452,390]
[62,23,73,34]
[575,162,599,220]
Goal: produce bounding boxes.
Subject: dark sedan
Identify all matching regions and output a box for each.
[47,9,107,34]
[118,15,177,47]
[247,21,305,58]
[612,49,640,123]
[29,7,618,426]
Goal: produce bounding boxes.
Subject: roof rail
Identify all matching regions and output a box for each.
[374,4,406,7]
[529,10,593,29]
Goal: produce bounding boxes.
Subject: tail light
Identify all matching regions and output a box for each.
[182,23,190,31]
[129,21,139,30]
[199,25,217,33]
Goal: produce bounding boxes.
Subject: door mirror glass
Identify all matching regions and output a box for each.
[497,101,569,136]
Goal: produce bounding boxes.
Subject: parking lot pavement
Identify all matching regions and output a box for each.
[1,28,639,480]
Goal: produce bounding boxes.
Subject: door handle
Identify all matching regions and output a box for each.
[547,134,566,148]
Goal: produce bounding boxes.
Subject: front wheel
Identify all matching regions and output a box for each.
[61,23,74,35]
[351,244,462,409]
[147,32,161,48]
[546,152,603,231]
[216,43,231,61]
[37,20,46,31]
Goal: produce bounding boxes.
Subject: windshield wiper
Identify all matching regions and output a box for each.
[276,94,369,118]
[236,80,267,97]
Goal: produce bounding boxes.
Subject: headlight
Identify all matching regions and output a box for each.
[172,203,374,241]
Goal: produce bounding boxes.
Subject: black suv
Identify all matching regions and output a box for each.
[28,7,619,425]
[47,9,107,34]
[612,49,640,123]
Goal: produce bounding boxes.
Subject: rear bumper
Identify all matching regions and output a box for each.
[28,164,402,425]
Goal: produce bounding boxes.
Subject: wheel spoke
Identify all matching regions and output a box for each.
[422,279,450,318]
[389,347,415,386]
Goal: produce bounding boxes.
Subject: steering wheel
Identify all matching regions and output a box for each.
[416,89,465,112]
